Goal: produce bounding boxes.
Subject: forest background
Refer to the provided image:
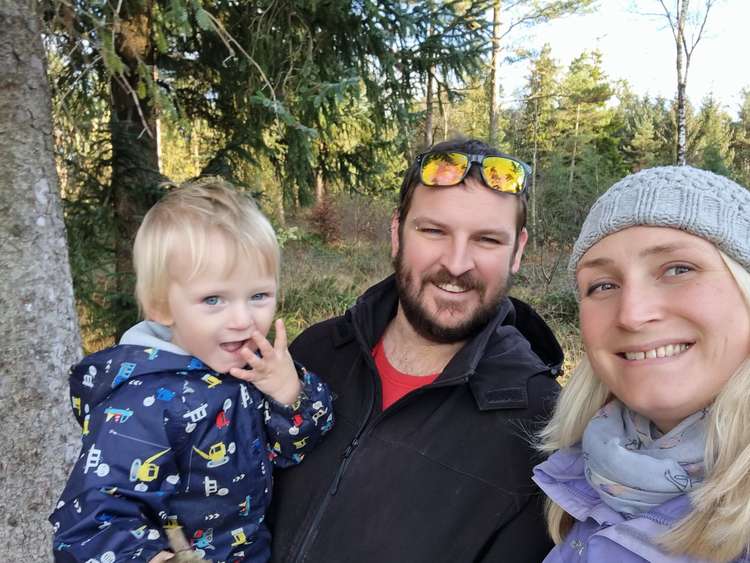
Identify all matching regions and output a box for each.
[3,0,749,560]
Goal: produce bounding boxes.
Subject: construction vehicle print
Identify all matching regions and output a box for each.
[143,348,159,360]
[192,528,215,551]
[112,362,136,387]
[215,410,230,429]
[202,373,222,388]
[104,407,134,423]
[238,495,252,517]
[155,387,176,401]
[129,448,171,482]
[163,515,181,529]
[72,396,82,417]
[231,528,252,546]
[193,442,229,468]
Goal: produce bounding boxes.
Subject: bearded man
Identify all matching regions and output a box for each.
[269,138,562,562]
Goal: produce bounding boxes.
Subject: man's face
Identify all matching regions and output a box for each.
[391,177,527,343]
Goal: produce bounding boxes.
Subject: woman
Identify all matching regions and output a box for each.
[534,166,750,562]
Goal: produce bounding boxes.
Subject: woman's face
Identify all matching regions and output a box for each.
[576,226,750,432]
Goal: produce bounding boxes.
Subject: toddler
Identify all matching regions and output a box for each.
[50,180,333,562]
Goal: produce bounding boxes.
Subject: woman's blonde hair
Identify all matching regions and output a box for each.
[539,251,750,562]
[133,178,280,319]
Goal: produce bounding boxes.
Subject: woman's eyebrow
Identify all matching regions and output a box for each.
[577,256,612,272]
[637,242,691,258]
[578,243,694,272]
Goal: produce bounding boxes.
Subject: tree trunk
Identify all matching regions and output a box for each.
[531,100,540,252]
[425,69,434,147]
[440,85,449,140]
[675,0,688,165]
[0,2,82,561]
[315,169,326,205]
[110,6,163,339]
[488,0,502,146]
[569,103,581,188]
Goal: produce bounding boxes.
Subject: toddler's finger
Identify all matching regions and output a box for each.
[273,319,288,353]
[229,366,257,382]
[250,330,275,359]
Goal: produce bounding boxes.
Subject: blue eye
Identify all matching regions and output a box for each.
[416,226,444,236]
[664,264,693,276]
[585,281,617,296]
[250,293,269,302]
[203,296,221,306]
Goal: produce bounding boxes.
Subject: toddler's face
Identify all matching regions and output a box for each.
[155,244,277,373]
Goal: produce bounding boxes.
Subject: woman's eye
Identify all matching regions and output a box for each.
[585,281,617,296]
[203,296,221,306]
[664,264,692,276]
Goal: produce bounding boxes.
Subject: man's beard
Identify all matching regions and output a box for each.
[393,245,512,344]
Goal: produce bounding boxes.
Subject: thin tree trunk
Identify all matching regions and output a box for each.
[569,103,581,188]
[425,69,434,147]
[315,169,325,205]
[441,84,449,140]
[531,100,540,252]
[489,0,502,146]
[274,172,286,227]
[109,8,163,339]
[675,0,688,165]
[0,2,82,560]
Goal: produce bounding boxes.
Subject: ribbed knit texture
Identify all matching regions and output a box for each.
[569,166,750,289]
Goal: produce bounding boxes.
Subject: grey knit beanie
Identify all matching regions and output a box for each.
[569,166,750,289]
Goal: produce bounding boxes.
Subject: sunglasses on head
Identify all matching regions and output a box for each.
[417,151,530,195]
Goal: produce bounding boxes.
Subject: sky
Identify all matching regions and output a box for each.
[501,0,749,117]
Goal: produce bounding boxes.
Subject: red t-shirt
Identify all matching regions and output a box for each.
[372,338,439,410]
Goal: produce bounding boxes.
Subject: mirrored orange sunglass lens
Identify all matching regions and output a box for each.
[483,157,525,193]
[421,152,469,186]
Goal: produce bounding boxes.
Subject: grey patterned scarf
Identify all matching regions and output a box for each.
[582,399,707,516]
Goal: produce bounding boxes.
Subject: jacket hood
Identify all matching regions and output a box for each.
[347,275,563,410]
[68,323,206,426]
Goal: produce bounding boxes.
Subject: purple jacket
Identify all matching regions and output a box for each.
[533,447,749,563]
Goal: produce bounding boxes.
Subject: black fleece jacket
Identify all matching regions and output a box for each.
[270,275,563,563]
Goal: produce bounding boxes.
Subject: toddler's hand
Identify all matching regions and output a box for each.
[149,552,175,563]
[229,319,302,406]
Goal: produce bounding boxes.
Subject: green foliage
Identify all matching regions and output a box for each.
[693,94,734,176]
[44,1,750,351]
[280,277,362,340]
[731,89,750,186]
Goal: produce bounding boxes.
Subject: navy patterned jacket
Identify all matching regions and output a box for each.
[50,337,333,563]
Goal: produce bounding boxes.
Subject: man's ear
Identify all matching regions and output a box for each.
[511,227,529,274]
[390,212,400,259]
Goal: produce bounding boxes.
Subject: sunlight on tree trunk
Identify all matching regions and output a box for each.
[489,0,502,146]
[0,2,82,560]
[425,69,434,147]
[657,0,715,165]
[569,103,581,187]
[109,5,163,338]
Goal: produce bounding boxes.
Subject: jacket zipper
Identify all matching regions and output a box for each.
[291,363,470,561]
[291,348,378,561]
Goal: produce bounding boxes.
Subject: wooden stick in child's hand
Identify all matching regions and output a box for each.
[165,527,213,562]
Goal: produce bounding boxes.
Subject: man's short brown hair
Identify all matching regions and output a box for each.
[397,138,528,236]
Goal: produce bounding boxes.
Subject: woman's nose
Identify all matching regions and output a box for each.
[616,283,663,331]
